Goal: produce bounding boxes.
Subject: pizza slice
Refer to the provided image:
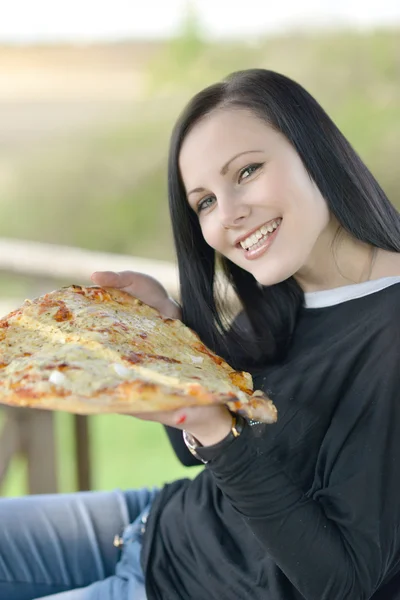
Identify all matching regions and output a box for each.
[0,285,277,423]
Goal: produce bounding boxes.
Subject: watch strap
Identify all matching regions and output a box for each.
[183,413,246,464]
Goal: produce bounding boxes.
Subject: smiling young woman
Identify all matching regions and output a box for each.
[1,69,400,600]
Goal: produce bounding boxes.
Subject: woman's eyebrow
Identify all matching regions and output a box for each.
[220,150,263,176]
[187,150,263,197]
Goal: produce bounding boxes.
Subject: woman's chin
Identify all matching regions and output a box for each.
[250,263,297,287]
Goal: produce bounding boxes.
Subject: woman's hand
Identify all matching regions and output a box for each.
[91,270,232,446]
[91,270,182,320]
[130,403,233,447]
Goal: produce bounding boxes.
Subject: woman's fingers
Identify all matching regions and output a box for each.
[90,270,181,318]
[91,270,135,289]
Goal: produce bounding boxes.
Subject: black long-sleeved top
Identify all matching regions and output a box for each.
[141,277,400,600]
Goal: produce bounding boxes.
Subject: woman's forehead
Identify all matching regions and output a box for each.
[178,109,277,179]
[183,108,268,147]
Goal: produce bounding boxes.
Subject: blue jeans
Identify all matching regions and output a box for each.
[0,487,158,600]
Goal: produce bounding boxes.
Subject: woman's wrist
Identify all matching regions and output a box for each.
[186,408,233,447]
[183,412,246,464]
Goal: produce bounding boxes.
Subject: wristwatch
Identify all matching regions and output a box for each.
[183,412,246,464]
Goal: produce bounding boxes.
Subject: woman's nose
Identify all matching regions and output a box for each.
[219,198,250,230]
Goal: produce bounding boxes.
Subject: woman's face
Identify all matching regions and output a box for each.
[179,108,332,287]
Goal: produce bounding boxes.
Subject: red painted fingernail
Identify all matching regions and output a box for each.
[176,415,187,425]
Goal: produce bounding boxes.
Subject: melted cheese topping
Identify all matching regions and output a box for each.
[0,286,253,410]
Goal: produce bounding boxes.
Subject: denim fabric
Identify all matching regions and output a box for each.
[0,487,158,600]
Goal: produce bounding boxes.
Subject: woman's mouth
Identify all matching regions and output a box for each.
[238,218,282,260]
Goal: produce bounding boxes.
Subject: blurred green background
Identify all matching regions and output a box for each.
[0,9,399,495]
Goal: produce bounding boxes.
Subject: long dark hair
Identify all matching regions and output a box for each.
[168,69,400,371]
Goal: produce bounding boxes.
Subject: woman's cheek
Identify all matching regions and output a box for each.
[201,222,221,252]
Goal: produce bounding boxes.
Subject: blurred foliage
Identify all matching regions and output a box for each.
[0,27,399,265]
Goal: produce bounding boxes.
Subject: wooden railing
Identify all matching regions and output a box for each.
[0,238,179,495]
[0,238,179,296]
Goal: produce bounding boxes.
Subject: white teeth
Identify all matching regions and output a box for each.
[239,219,281,250]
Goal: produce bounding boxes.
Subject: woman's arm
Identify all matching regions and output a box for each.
[205,334,400,600]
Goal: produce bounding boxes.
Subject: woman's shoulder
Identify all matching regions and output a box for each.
[353,278,400,342]
[371,276,400,318]
[363,279,400,366]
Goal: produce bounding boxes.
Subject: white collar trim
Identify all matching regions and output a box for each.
[304,276,400,309]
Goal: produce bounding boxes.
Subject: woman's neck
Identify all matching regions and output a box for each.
[294,224,378,293]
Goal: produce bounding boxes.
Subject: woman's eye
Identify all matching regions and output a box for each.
[197,196,215,213]
[239,163,262,182]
